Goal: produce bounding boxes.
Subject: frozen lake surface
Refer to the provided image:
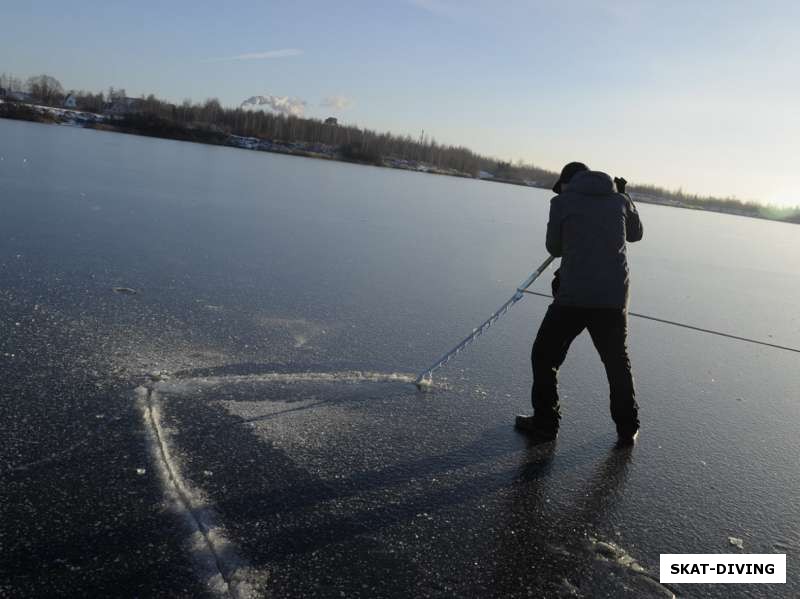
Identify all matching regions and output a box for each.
[2,119,799,597]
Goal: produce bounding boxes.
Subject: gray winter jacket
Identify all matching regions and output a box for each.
[546,170,643,309]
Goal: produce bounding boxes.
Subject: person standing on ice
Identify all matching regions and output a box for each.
[515,162,644,446]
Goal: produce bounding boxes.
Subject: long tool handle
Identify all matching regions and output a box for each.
[415,255,556,386]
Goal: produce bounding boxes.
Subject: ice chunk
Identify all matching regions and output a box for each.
[728,536,744,549]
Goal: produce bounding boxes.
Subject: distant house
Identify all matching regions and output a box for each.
[104,97,144,116]
[63,93,78,108]
[324,117,338,126]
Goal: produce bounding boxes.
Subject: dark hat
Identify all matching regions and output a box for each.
[552,162,589,194]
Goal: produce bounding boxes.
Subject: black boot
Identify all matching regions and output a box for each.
[514,415,558,444]
[615,429,639,448]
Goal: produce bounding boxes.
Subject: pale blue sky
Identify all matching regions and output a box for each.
[3,1,799,205]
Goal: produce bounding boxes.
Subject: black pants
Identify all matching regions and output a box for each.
[531,304,639,436]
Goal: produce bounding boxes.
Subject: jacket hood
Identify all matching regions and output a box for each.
[564,170,615,195]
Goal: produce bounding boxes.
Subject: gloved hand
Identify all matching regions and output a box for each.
[614,177,627,193]
[551,268,561,297]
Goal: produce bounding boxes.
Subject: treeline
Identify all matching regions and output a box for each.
[1,71,484,175]
[3,71,799,222]
[628,183,800,223]
[116,94,557,182]
[143,96,486,175]
[110,112,229,145]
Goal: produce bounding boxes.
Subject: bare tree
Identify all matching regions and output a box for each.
[107,87,127,102]
[26,74,64,105]
[75,90,105,113]
[0,73,24,91]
